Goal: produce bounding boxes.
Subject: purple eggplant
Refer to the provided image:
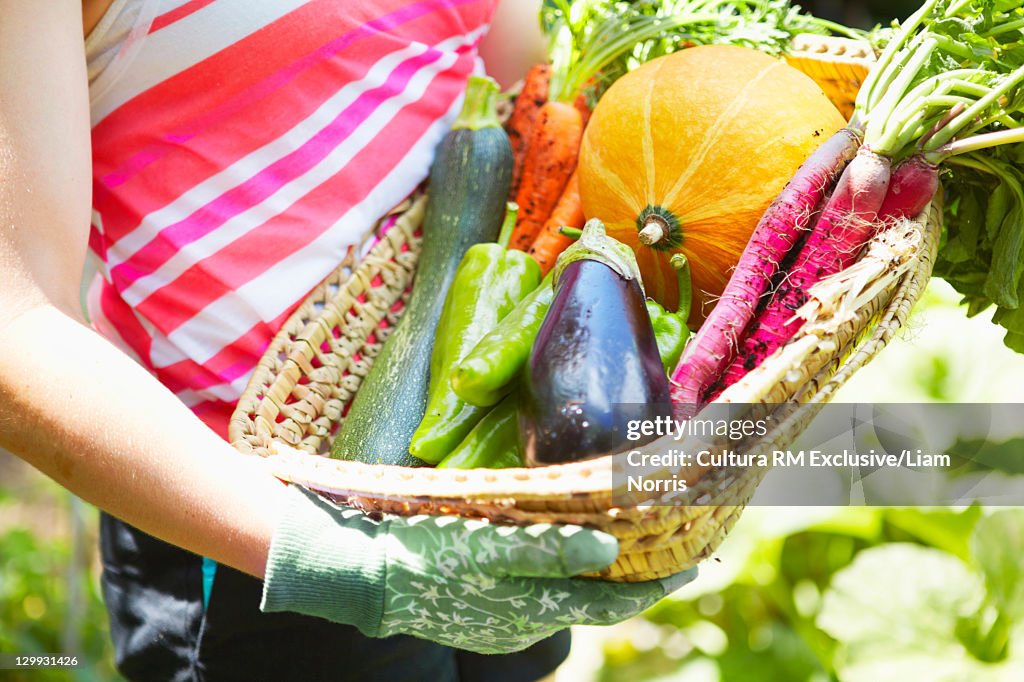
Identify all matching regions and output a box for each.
[520,219,672,466]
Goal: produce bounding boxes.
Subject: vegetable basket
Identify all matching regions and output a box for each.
[229,37,942,582]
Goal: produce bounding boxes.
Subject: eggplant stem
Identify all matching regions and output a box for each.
[558,225,584,240]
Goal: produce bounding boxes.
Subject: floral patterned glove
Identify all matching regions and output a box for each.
[261,485,697,654]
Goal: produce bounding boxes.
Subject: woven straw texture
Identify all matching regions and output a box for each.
[787,33,874,118]
[229,38,940,582]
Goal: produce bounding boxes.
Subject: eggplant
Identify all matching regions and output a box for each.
[520,219,672,466]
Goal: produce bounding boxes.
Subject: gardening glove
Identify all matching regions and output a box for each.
[261,485,697,654]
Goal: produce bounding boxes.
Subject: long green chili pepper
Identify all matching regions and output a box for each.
[409,205,541,464]
[451,272,555,407]
[435,392,524,469]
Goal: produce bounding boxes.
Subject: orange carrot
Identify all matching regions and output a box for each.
[509,101,583,251]
[506,64,551,198]
[527,168,585,275]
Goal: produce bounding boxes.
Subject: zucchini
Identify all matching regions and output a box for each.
[331,76,513,466]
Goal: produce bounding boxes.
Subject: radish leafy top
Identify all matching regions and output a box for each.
[941,146,1024,351]
[853,0,1024,352]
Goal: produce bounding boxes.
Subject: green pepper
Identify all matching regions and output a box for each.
[453,244,695,407]
[451,271,554,407]
[646,300,688,373]
[646,254,693,372]
[409,205,541,464]
[435,392,524,469]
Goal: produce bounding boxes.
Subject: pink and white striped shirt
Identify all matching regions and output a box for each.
[85,0,496,437]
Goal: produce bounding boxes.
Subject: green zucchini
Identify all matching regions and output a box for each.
[331,76,513,466]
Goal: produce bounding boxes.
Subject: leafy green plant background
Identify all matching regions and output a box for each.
[0,473,117,680]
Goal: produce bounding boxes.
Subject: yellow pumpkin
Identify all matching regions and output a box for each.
[578,45,846,318]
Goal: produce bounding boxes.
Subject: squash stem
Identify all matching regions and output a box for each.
[452,76,501,131]
[638,220,666,246]
[636,206,682,250]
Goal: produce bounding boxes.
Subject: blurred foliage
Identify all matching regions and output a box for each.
[0,480,118,681]
[832,279,1024,403]
[598,507,1024,681]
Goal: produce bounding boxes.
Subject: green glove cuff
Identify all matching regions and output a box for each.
[260,485,386,636]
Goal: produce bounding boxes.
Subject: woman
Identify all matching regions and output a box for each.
[0,1,693,679]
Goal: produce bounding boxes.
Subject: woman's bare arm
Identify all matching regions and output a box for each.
[0,0,287,579]
[478,0,547,89]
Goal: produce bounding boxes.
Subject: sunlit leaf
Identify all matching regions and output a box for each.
[973,509,1024,621]
[818,543,1024,681]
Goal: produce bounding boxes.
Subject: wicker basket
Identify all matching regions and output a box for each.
[229,38,941,582]
[786,33,874,119]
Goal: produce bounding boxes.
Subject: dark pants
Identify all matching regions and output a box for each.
[100,514,570,681]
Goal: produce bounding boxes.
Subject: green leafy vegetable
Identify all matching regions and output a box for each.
[840,0,1024,353]
[539,0,864,105]
[973,509,1024,624]
[941,149,1024,350]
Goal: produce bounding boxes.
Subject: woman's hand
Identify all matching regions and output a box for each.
[262,486,697,654]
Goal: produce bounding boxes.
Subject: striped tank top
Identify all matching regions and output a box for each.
[85,0,495,437]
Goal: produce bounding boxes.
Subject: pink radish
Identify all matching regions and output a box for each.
[670,127,860,408]
[877,155,939,220]
[708,148,893,400]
